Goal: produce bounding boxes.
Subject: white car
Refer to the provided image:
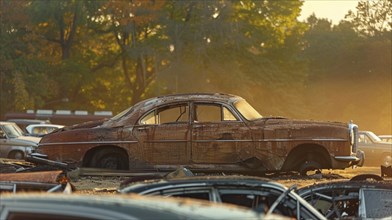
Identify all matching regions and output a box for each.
[0,122,40,159]
[26,124,64,137]
[379,135,392,143]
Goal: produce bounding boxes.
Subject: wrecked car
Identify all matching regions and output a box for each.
[0,122,40,159]
[297,176,392,219]
[0,193,271,220]
[35,93,362,175]
[358,131,392,166]
[0,170,72,193]
[120,175,326,219]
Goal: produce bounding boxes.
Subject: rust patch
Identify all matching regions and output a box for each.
[0,170,64,184]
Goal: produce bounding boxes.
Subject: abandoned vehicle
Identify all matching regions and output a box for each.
[0,121,40,159]
[357,131,392,166]
[120,175,326,219]
[297,177,392,219]
[34,93,363,175]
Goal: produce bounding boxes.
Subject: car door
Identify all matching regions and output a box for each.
[191,102,252,164]
[132,103,191,165]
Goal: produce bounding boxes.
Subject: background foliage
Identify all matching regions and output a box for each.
[1,0,391,134]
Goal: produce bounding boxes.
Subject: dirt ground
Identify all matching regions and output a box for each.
[71,166,386,194]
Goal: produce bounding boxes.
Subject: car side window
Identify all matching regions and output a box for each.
[149,188,212,201]
[217,188,297,217]
[358,134,371,144]
[140,104,189,125]
[194,104,238,122]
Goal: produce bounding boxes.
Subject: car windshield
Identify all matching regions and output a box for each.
[234,99,263,121]
[2,124,24,138]
[368,131,382,142]
[110,106,134,121]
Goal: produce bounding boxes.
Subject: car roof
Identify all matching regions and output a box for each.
[0,121,18,126]
[7,119,50,124]
[0,193,265,220]
[120,175,285,193]
[139,93,243,107]
[26,124,64,129]
[297,179,392,195]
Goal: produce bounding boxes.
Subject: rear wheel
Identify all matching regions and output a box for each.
[382,155,391,166]
[299,161,322,176]
[8,151,24,160]
[90,148,129,170]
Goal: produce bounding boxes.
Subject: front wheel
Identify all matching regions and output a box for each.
[90,148,129,170]
[8,151,24,160]
[299,161,322,176]
[382,155,391,166]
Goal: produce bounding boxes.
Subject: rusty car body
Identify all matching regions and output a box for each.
[35,93,362,175]
[0,170,71,193]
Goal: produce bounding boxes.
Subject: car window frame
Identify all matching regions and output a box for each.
[137,102,191,126]
[191,102,242,124]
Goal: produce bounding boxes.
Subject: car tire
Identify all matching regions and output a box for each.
[91,148,129,170]
[8,151,24,160]
[299,161,322,176]
[382,155,391,166]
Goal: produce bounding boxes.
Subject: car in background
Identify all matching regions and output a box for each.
[120,175,326,219]
[0,122,40,159]
[35,93,362,175]
[297,176,392,219]
[358,131,392,166]
[0,193,270,220]
[7,119,50,134]
[379,135,392,143]
[26,124,64,137]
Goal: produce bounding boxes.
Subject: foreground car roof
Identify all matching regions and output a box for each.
[0,193,269,220]
[297,179,392,219]
[120,175,278,192]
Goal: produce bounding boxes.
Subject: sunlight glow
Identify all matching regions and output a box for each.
[299,0,359,24]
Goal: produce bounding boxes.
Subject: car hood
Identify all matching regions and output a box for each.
[10,136,41,146]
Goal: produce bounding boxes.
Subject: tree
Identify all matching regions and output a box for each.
[346,0,392,36]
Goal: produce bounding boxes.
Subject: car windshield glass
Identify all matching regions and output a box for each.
[2,124,24,138]
[234,100,262,121]
[110,106,133,121]
[368,132,382,142]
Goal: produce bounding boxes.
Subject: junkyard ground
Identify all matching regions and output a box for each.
[72,166,385,194]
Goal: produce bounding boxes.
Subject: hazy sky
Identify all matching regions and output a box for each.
[299,0,359,24]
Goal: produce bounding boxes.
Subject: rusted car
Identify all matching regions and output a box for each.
[35,93,362,175]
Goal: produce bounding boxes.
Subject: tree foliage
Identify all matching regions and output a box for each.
[0,0,390,134]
